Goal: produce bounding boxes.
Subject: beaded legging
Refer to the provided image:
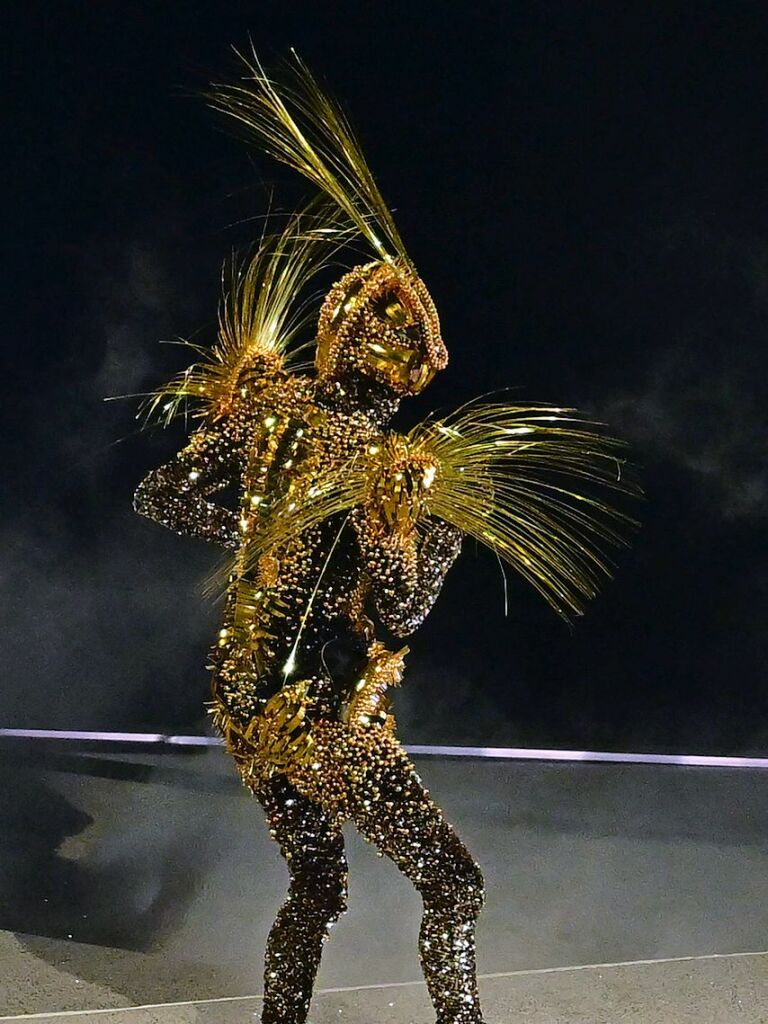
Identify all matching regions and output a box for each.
[255,737,485,1024]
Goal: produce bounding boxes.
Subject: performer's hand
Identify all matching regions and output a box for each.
[420,518,462,566]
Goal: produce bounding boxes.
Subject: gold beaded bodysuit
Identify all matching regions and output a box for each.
[133,50,636,1024]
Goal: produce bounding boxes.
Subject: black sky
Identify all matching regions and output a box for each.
[4,2,768,753]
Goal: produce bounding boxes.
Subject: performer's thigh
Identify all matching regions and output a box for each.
[257,772,348,896]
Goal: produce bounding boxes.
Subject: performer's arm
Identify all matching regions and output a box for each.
[352,511,462,636]
[133,424,242,550]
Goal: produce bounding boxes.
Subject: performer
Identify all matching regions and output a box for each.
[134,50,635,1024]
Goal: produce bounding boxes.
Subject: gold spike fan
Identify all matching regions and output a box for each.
[140,201,354,427]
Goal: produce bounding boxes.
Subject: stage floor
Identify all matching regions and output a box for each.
[1,742,767,1022]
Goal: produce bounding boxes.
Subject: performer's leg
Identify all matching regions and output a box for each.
[350,742,485,1024]
[256,772,348,1024]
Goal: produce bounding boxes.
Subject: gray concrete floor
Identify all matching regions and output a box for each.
[0,743,767,1021]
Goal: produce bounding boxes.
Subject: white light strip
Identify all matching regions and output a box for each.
[0,730,169,744]
[0,728,766,769]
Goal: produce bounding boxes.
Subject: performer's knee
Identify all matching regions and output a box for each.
[422,855,485,919]
[454,857,485,916]
[290,863,348,925]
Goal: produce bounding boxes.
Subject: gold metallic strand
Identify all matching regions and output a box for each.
[208,47,410,266]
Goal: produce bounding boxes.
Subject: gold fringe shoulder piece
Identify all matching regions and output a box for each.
[332,403,640,621]
[207,46,410,267]
[140,202,353,427]
[401,402,641,620]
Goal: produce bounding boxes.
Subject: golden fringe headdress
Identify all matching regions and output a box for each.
[143,45,419,431]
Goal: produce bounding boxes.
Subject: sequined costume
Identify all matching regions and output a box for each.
[135,260,484,1022]
[133,49,636,1024]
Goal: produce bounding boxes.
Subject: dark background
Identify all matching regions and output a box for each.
[4,2,767,754]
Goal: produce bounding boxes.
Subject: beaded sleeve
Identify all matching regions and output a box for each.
[133,424,243,550]
[352,511,462,636]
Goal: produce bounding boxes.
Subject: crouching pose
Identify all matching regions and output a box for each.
[134,49,634,1024]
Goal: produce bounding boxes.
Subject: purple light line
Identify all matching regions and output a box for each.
[406,744,768,769]
[1,728,768,768]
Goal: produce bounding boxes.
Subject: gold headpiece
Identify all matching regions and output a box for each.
[315,262,447,390]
